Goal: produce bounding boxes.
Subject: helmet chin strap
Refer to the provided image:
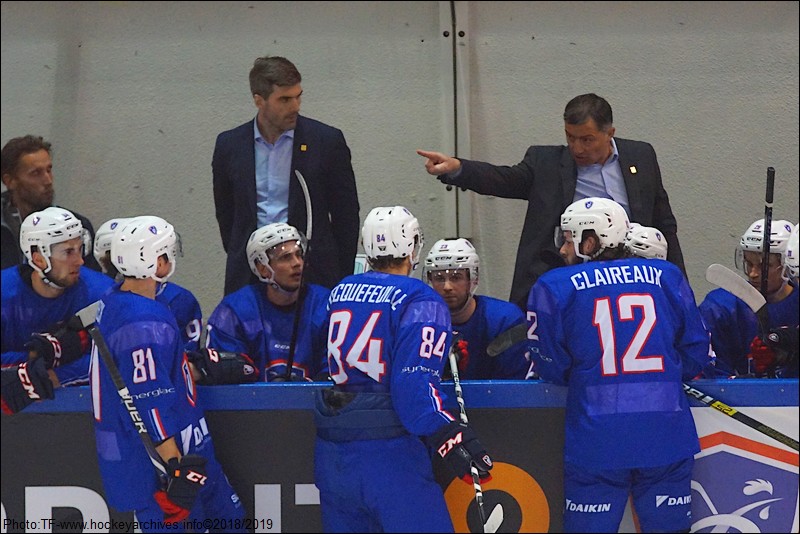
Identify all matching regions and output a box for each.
[40,273,68,289]
[269,280,300,298]
[35,259,68,289]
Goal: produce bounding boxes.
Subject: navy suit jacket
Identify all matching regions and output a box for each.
[440,138,685,308]
[212,115,360,295]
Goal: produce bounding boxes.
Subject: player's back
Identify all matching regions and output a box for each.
[529,257,709,468]
[324,270,453,437]
[91,285,210,509]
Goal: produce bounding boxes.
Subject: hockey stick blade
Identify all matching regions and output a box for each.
[682,383,799,451]
[705,263,770,338]
[705,264,766,314]
[483,503,504,534]
[72,301,100,329]
[486,323,527,357]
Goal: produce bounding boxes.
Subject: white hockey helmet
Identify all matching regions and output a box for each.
[246,222,307,284]
[782,223,799,279]
[93,217,132,270]
[424,238,480,296]
[111,215,179,282]
[20,207,87,276]
[361,206,423,269]
[624,223,668,260]
[735,218,793,272]
[560,197,630,261]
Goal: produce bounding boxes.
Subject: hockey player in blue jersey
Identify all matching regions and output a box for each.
[206,222,329,381]
[528,198,710,533]
[2,207,112,387]
[91,215,245,532]
[700,218,798,378]
[314,206,493,533]
[424,238,531,379]
[94,217,203,352]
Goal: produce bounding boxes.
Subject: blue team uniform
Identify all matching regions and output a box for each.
[90,283,244,532]
[527,258,710,532]
[157,282,203,352]
[314,271,456,533]
[1,265,113,385]
[700,287,799,377]
[207,283,329,381]
[453,295,531,379]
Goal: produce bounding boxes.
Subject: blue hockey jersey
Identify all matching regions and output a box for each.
[700,287,798,377]
[326,271,455,437]
[90,284,218,510]
[453,295,531,379]
[157,282,203,352]
[207,283,330,381]
[1,265,113,385]
[527,258,710,469]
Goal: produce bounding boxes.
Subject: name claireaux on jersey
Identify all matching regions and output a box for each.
[329,282,408,310]
[571,264,663,291]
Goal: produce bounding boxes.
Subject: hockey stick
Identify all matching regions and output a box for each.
[760,167,775,297]
[682,383,799,451]
[705,264,769,338]
[281,170,313,381]
[73,304,169,476]
[486,323,527,357]
[448,346,493,533]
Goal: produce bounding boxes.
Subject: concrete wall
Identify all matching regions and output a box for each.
[2,1,798,315]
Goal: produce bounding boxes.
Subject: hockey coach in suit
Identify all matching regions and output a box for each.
[213,56,360,296]
[419,93,685,309]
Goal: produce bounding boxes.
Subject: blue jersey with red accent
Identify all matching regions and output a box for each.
[207,283,330,381]
[326,271,455,437]
[700,287,798,377]
[1,265,113,385]
[527,258,710,469]
[453,295,531,379]
[157,282,203,352]
[91,283,216,510]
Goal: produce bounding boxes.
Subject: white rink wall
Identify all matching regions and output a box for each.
[2,1,797,314]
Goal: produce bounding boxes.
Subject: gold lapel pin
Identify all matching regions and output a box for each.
[629,166,637,174]
[300,144,307,152]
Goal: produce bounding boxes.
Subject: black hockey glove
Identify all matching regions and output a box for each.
[428,421,493,484]
[25,323,91,369]
[187,348,260,385]
[153,455,208,524]
[764,326,799,368]
[1,358,55,415]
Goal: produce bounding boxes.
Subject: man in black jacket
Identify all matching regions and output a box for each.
[418,93,684,309]
[1,135,99,271]
[213,56,360,295]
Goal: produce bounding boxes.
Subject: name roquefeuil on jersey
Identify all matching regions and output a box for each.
[570,264,663,291]
[328,282,408,310]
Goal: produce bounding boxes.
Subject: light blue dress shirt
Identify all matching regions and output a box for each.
[573,138,630,217]
[254,119,293,227]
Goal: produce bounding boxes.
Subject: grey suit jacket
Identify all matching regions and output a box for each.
[440,138,685,308]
